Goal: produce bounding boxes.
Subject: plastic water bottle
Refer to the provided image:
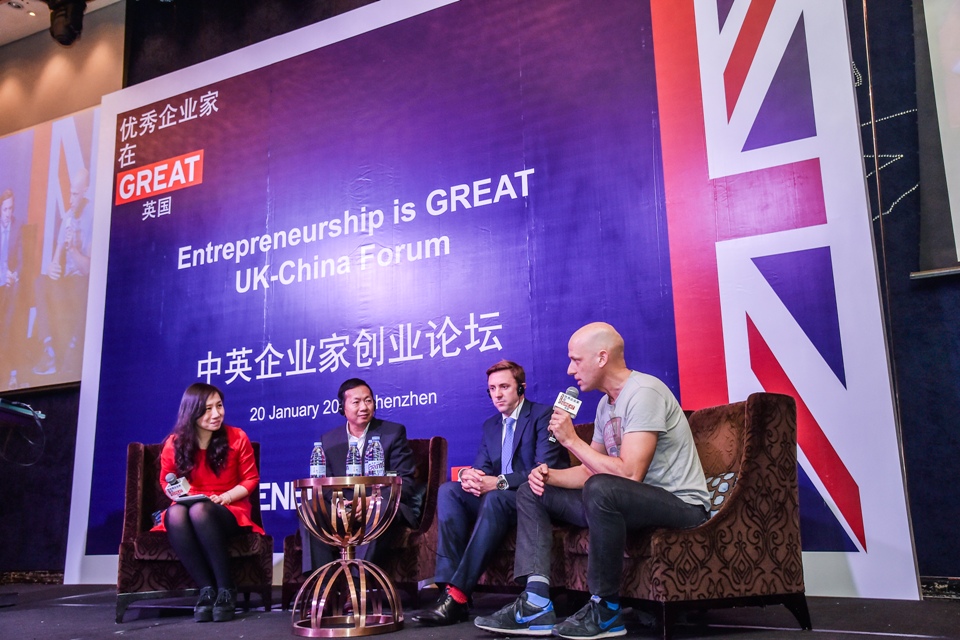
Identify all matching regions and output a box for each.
[364,435,385,476]
[309,441,326,478]
[346,442,363,476]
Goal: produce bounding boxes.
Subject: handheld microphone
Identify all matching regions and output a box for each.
[164,472,192,499]
[550,386,582,443]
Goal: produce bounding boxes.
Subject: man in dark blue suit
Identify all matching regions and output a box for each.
[302,377,423,571]
[412,360,568,626]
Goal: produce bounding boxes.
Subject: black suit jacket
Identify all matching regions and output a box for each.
[473,399,568,490]
[1,218,22,278]
[320,418,423,527]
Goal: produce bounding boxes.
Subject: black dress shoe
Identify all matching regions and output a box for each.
[411,592,469,625]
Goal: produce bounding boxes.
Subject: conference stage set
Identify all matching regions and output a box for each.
[0,0,934,635]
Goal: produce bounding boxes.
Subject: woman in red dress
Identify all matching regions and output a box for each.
[157,382,263,622]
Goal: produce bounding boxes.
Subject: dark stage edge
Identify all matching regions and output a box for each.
[0,584,959,639]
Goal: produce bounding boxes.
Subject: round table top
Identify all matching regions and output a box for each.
[294,476,402,488]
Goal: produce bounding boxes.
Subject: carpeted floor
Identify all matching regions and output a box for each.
[1,584,959,640]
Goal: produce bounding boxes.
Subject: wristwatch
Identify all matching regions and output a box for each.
[496,474,509,491]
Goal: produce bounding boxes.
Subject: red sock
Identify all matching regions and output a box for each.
[446,584,468,604]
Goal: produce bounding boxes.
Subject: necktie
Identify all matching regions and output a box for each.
[501,417,516,474]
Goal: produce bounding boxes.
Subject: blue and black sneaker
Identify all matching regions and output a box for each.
[473,592,557,636]
[553,595,626,640]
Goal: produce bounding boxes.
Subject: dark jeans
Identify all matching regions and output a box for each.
[434,480,518,593]
[34,274,88,356]
[514,474,708,598]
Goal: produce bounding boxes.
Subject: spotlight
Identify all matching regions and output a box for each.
[44,0,87,47]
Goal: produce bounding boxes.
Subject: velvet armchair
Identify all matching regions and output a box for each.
[116,441,273,622]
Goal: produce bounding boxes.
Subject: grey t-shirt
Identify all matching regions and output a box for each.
[593,371,710,510]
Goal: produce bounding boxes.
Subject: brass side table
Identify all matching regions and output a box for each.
[292,476,403,637]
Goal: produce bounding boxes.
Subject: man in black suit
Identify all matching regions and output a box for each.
[302,377,423,571]
[412,360,568,626]
[0,189,23,388]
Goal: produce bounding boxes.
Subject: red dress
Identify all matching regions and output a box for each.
[153,425,265,535]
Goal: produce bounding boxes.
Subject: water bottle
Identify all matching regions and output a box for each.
[346,442,363,476]
[364,435,385,476]
[309,441,326,478]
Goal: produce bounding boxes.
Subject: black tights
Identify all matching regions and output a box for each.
[165,501,242,590]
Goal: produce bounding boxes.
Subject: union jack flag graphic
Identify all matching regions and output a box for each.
[651,0,918,595]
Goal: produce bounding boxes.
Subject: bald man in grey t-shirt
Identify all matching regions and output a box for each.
[475,323,709,640]
[594,371,709,510]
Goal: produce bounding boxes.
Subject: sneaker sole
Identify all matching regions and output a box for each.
[411,614,468,626]
[555,627,626,640]
[474,622,555,636]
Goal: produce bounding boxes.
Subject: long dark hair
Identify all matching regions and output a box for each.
[170,383,230,477]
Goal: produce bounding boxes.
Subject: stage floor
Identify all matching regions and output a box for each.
[1,584,958,639]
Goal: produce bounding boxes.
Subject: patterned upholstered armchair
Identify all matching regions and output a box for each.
[563,392,810,639]
[116,442,274,622]
[281,436,447,610]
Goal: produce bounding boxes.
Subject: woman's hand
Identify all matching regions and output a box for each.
[211,485,248,506]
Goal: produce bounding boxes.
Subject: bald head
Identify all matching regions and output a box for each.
[570,322,625,366]
[69,168,90,213]
[566,322,629,393]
